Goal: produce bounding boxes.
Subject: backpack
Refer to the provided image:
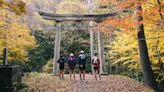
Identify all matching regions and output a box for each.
[80,54,85,60]
[92,56,99,64]
[58,58,65,64]
[69,57,75,65]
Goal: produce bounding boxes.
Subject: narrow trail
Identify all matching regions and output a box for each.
[71,80,110,92]
[68,74,153,92]
[70,75,106,92]
[21,74,154,92]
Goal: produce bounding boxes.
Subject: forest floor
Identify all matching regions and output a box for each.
[19,74,154,92]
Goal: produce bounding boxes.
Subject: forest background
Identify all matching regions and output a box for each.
[0,0,163,88]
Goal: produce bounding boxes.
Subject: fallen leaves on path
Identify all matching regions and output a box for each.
[70,75,153,92]
[19,74,154,92]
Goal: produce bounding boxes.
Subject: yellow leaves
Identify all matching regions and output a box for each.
[142,0,164,28]
[115,57,132,64]
[8,0,26,15]
[109,28,164,71]
[0,21,6,27]
[0,0,25,15]
[0,0,7,8]
[0,12,36,63]
[109,31,141,70]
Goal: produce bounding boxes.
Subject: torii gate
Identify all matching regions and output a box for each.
[38,11,117,75]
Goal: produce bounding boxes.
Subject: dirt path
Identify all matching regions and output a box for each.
[70,75,105,92]
[21,74,154,92]
[71,80,111,92]
[68,74,153,92]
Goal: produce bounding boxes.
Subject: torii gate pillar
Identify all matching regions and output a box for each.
[53,23,61,75]
[97,20,106,74]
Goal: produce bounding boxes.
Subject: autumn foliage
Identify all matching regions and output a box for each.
[98,0,164,34]
[0,0,36,64]
[98,0,164,87]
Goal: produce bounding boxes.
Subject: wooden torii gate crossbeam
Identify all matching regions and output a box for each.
[38,11,117,75]
[39,11,117,21]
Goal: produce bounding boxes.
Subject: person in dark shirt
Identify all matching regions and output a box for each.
[57,54,66,80]
[68,53,76,80]
[78,50,86,80]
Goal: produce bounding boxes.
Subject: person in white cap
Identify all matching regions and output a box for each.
[78,50,86,80]
[68,53,76,80]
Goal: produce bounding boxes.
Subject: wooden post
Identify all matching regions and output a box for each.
[3,48,8,65]
[97,31,106,74]
[53,23,61,75]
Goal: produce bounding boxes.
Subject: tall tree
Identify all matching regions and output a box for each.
[97,0,161,90]
[135,2,158,90]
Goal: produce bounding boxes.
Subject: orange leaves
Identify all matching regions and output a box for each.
[123,30,132,33]
[109,0,145,11]
[97,0,164,35]
[117,0,136,11]
[100,0,109,8]
[95,14,136,36]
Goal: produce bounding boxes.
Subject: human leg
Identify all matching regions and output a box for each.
[59,70,61,79]
[98,67,101,80]
[79,70,82,80]
[73,70,75,80]
[69,70,72,80]
[83,70,85,80]
[61,70,64,79]
[94,68,98,80]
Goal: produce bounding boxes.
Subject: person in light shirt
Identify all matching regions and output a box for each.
[92,53,101,80]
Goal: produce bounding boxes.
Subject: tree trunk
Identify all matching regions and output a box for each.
[53,24,61,75]
[135,3,158,90]
[98,31,106,74]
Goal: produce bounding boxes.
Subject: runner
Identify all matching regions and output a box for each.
[92,53,101,80]
[78,50,86,80]
[57,54,66,80]
[68,53,76,80]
